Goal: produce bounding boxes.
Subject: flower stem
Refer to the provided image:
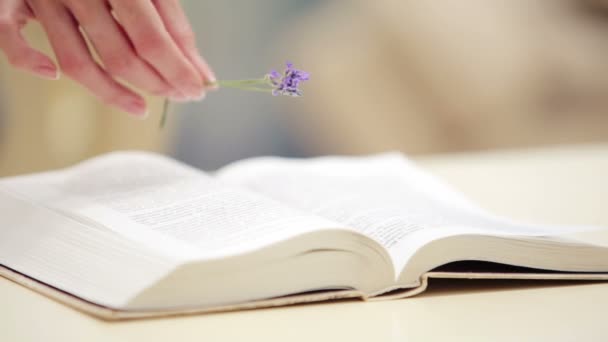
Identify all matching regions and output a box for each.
[213,79,273,92]
[159,98,169,129]
[159,77,272,128]
[226,86,273,93]
[213,79,269,87]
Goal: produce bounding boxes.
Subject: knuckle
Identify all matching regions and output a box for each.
[7,54,26,68]
[175,28,196,47]
[59,56,89,79]
[0,17,12,32]
[104,54,136,77]
[134,33,165,59]
[65,0,85,15]
[0,18,16,42]
[67,1,96,27]
[171,67,193,83]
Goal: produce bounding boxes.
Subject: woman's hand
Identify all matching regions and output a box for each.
[0,0,215,117]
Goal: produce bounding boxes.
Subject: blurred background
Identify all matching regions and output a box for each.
[2,0,608,176]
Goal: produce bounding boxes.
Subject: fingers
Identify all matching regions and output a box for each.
[109,0,206,100]
[28,0,147,117]
[152,0,217,88]
[67,0,173,98]
[0,16,58,79]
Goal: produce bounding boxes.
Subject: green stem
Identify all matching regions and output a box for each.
[217,83,273,92]
[159,98,169,129]
[159,78,273,128]
[229,86,273,93]
[214,79,269,86]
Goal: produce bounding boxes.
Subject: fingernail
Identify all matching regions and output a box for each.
[204,77,218,91]
[122,97,147,117]
[207,73,217,85]
[206,80,219,91]
[186,84,205,98]
[35,65,59,80]
[196,54,217,85]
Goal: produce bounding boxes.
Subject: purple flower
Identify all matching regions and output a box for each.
[267,62,310,97]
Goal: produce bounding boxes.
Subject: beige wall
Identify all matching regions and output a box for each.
[281,0,608,155]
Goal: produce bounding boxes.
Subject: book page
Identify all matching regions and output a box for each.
[0,152,345,260]
[217,153,596,272]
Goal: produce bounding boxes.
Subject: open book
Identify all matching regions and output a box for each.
[1,151,607,320]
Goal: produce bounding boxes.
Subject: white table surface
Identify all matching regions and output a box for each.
[3,144,608,341]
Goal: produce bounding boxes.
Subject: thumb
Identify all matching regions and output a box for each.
[0,20,58,80]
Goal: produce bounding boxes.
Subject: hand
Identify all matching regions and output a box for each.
[0,0,216,117]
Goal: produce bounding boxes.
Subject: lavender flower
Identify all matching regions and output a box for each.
[160,62,309,127]
[213,61,310,96]
[268,62,310,97]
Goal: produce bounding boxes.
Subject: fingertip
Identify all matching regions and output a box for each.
[205,68,217,84]
[33,64,60,80]
[193,90,206,102]
[187,55,214,94]
[119,95,148,118]
[136,109,150,120]
[7,45,60,80]
[206,81,219,91]
[169,91,190,102]
[193,54,217,89]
